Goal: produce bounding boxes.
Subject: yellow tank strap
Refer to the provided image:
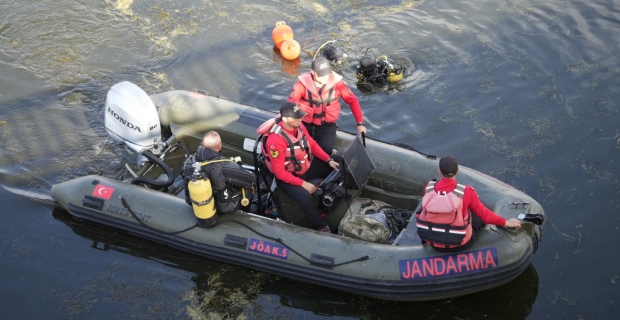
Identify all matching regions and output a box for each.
[192,194,214,206]
[199,158,236,167]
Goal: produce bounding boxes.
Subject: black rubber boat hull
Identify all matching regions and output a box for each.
[53,174,536,301]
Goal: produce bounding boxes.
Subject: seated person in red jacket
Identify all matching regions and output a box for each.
[261,102,339,233]
[416,155,521,252]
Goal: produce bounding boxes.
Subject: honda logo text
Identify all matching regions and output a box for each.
[108,107,142,132]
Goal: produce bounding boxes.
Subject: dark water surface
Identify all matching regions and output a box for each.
[1,0,619,318]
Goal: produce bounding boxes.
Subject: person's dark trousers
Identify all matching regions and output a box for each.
[276,179,327,230]
[303,122,337,155]
[470,213,485,236]
[301,155,341,183]
[433,214,485,253]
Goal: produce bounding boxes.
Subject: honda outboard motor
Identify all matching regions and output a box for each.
[105,81,165,168]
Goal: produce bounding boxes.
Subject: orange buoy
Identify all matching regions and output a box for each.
[280,39,300,60]
[272,21,294,49]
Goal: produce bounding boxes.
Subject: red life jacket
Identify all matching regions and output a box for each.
[259,120,313,176]
[297,72,343,125]
[416,181,472,248]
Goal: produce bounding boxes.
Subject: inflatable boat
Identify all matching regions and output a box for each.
[51,82,546,301]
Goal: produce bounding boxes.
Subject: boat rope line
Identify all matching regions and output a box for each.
[120,197,199,235]
[381,206,414,234]
[216,219,372,268]
[119,197,370,267]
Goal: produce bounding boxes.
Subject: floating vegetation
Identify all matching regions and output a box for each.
[62,92,87,105]
[115,0,134,15]
[181,267,275,319]
[539,177,557,198]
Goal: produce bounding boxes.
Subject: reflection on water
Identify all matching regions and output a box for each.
[52,207,538,319]
[0,91,119,201]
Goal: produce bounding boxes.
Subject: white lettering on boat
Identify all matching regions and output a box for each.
[106,204,152,223]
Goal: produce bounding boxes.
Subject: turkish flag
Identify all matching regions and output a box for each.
[92,184,115,200]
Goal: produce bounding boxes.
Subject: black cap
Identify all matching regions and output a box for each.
[280,102,307,119]
[439,155,459,177]
[311,57,332,77]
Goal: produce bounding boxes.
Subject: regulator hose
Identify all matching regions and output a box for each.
[130,150,174,188]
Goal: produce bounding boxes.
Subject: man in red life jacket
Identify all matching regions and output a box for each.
[287,57,367,156]
[264,102,340,233]
[416,155,521,252]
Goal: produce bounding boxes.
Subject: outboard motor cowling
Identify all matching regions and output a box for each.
[105,81,164,167]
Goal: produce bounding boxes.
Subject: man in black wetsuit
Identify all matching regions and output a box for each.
[183,131,255,213]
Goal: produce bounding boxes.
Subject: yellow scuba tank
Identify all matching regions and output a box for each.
[387,70,403,83]
[378,55,404,83]
[188,177,217,227]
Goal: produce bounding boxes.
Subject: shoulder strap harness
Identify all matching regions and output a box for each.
[268,124,311,172]
[416,181,470,246]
